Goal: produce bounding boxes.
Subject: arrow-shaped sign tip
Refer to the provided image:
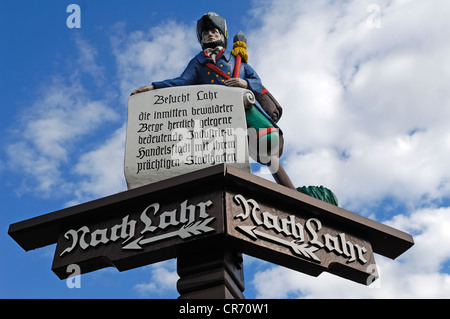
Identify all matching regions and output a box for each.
[236,225,258,240]
[122,236,143,250]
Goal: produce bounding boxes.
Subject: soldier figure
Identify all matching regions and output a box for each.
[131,12,338,205]
[131,12,282,164]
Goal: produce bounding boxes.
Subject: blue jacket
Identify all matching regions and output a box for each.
[152,49,263,98]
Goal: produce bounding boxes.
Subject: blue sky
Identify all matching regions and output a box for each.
[2,0,450,299]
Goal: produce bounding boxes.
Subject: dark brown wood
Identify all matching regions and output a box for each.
[9,165,228,279]
[8,164,227,252]
[226,189,378,284]
[177,240,244,299]
[223,164,414,260]
[9,164,413,260]
[8,163,414,291]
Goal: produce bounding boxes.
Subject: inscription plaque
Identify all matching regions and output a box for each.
[125,85,252,189]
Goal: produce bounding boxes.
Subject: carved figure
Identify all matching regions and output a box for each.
[131,12,281,160]
[131,12,338,206]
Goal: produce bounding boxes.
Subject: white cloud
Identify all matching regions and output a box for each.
[243,0,450,299]
[111,20,199,101]
[67,125,127,206]
[75,36,106,86]
[7,77,119,196]
[6,37,120,198]
[386,207,450,274]
[133,260,178,297]
[246,0,450,212]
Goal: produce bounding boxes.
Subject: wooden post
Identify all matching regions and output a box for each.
[176,240,245,299]
[269,156,296,190]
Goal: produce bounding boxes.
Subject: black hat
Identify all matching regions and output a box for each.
[196,12,228,48]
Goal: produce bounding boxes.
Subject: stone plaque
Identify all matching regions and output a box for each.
[124,85,252,189]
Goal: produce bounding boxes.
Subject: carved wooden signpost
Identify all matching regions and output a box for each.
[7,10,416,299]
[9,85,414,298]
[9,163,414,298]
[8,85,414,298]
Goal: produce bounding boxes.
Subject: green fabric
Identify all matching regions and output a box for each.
[246,106,338,206]
[245,106,279,146]
[245,106,273,131]
[296,186,339,206]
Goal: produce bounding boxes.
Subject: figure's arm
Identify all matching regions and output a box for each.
[224,63,262,97]
[152,59,200,88]
[242,63,263,98]
[130,58,199,96]
[130,84,154,96]
[224,78,247,88]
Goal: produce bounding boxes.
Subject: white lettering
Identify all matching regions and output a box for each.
[197,200,213,218]
[232,194,370,264]
[180,200,196,224]
[355,244,368,263]
[140,203,159,234]
[305,218,324,248]
[158,209,179,229]
[323,233,343,254]
[339,233,356,263]
[90,228,109,247]
[179,303,214,316]
[233,194,263,225]
[262,211,282,232]
[59,199,214,255]
[110,215,136,242]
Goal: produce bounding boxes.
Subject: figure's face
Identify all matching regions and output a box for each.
[201,28,224,44]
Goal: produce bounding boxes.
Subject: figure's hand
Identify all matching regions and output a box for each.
[130,84,155,96]
[224,78,248,89]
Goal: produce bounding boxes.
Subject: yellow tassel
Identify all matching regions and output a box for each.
[231,47,248,63]
[231,41,248,63]
[233,41,247,49]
